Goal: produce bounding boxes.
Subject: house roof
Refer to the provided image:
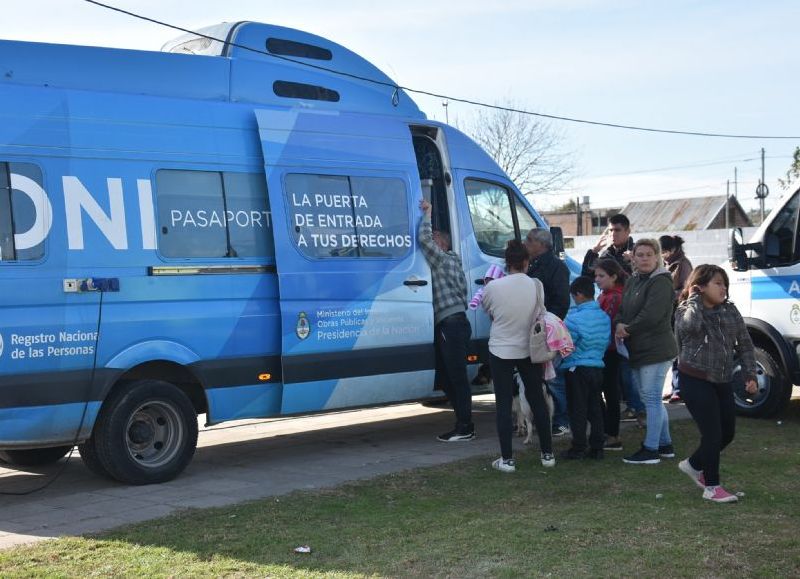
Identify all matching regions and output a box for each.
[620,195,750,231]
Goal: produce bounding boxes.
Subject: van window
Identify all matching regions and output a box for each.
[764,190,800,266]
[0,162,45,262]
[465,179,517,257]
[155,170,273,259]
[515,198,539,236]
[284,173,411,259]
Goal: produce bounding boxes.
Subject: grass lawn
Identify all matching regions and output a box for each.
[1,406,799,578]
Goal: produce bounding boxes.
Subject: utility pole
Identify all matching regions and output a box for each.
[734,167,738,198]
[576,197,582,236]
[725,180,730,230]
[755,147,769,223]
[442,100,449,124]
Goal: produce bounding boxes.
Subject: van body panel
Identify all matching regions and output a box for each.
[0,402,101,447]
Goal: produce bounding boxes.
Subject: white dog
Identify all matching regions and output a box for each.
[512,372,555,444]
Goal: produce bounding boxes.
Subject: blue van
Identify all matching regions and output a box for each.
[0,22,577,484]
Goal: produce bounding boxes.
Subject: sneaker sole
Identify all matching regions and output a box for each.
[437,435,475,442]
[659,453,675,458]
[622,458,660,465]
[604,446,624,452]
[492,466,516,473]
[704,495,738,503]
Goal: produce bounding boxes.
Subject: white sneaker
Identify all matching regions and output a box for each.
[492,457,516,473]
[678,459,706,489]
[540,452,556,468]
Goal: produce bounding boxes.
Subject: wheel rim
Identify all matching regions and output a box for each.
[124,400,185,469]
[733,361,770,410]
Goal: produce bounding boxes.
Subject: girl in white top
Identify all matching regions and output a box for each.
[482,239,555,472]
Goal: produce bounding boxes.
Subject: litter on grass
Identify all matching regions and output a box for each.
[294,546,312,554]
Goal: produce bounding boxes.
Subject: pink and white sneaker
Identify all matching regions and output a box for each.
[678,459,706,489]
[703,486,738,503]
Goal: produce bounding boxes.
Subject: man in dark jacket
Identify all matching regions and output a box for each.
[581,214,634,277]
[525,228,571,436]
[525,228,570,319]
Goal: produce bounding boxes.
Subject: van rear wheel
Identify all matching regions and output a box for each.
[77,436,112,479]
[92,380,198,485]
[734,346,792,417]
[0,445,72,466]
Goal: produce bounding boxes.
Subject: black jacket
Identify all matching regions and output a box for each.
[527,250,570,319]
[581,237,634,277]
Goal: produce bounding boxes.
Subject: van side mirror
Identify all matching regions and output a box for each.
[729,227,748,271]
[550,226,565,259]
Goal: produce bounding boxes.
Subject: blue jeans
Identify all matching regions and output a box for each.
[547,354,569,429]
[621,359,645,413]
[631,360,672,450]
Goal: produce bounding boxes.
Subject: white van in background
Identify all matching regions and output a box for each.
[728,186,800,416]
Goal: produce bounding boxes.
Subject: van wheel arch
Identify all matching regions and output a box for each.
[734,330,793,417]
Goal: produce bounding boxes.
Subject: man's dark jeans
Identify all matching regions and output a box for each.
[435,312,472,429]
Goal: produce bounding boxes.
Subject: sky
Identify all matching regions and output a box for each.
[2,0,798,214]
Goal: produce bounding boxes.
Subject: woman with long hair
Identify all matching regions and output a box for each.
[594,258,628,451]
[615,239,677,465]
[675,264,757,503]
[659,234,694,403]
[482,239,555,472]
[659,235,693,301]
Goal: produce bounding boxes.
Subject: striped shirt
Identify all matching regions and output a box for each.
[419,217,468,325]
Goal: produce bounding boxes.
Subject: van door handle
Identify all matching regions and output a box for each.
[403,279,428,287]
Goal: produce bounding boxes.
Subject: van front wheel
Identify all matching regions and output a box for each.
[734,346,792,417]
[93,380,198,485]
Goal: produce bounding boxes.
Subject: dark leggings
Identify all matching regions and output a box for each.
[601,350,622,437]
[490,353,553,460]
[679,372,736,487]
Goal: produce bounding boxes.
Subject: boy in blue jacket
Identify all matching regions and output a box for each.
[562,276,611,459]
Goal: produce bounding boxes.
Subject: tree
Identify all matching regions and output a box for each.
[778,146,800,190]
[459,100,575,195]
[554,199,577,212]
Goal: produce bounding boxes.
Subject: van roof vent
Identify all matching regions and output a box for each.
[266,38,332,61]
[273,80,340,102]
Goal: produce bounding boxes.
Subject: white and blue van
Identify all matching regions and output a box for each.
[728,186,800,416]
[0,22,577,484]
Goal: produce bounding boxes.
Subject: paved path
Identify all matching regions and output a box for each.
[0,395,691,549]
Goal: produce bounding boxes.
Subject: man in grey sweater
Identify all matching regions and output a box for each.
[419,199,473,442]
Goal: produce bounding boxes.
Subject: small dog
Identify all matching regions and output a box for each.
[512,372,555,444]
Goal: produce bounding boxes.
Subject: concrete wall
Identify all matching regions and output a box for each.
[565,227,759,268]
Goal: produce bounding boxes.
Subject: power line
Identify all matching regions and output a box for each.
[82,0,800,141]
[587,154,793,179]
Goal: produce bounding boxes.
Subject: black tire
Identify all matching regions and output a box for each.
[0,445,72,466]
[92,380,198,485]
[77,436,113,480]
[734,346,793,417]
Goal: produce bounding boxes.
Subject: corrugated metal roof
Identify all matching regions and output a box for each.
[620,195,746,231]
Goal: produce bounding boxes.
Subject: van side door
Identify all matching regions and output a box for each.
[255,110,435,413]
